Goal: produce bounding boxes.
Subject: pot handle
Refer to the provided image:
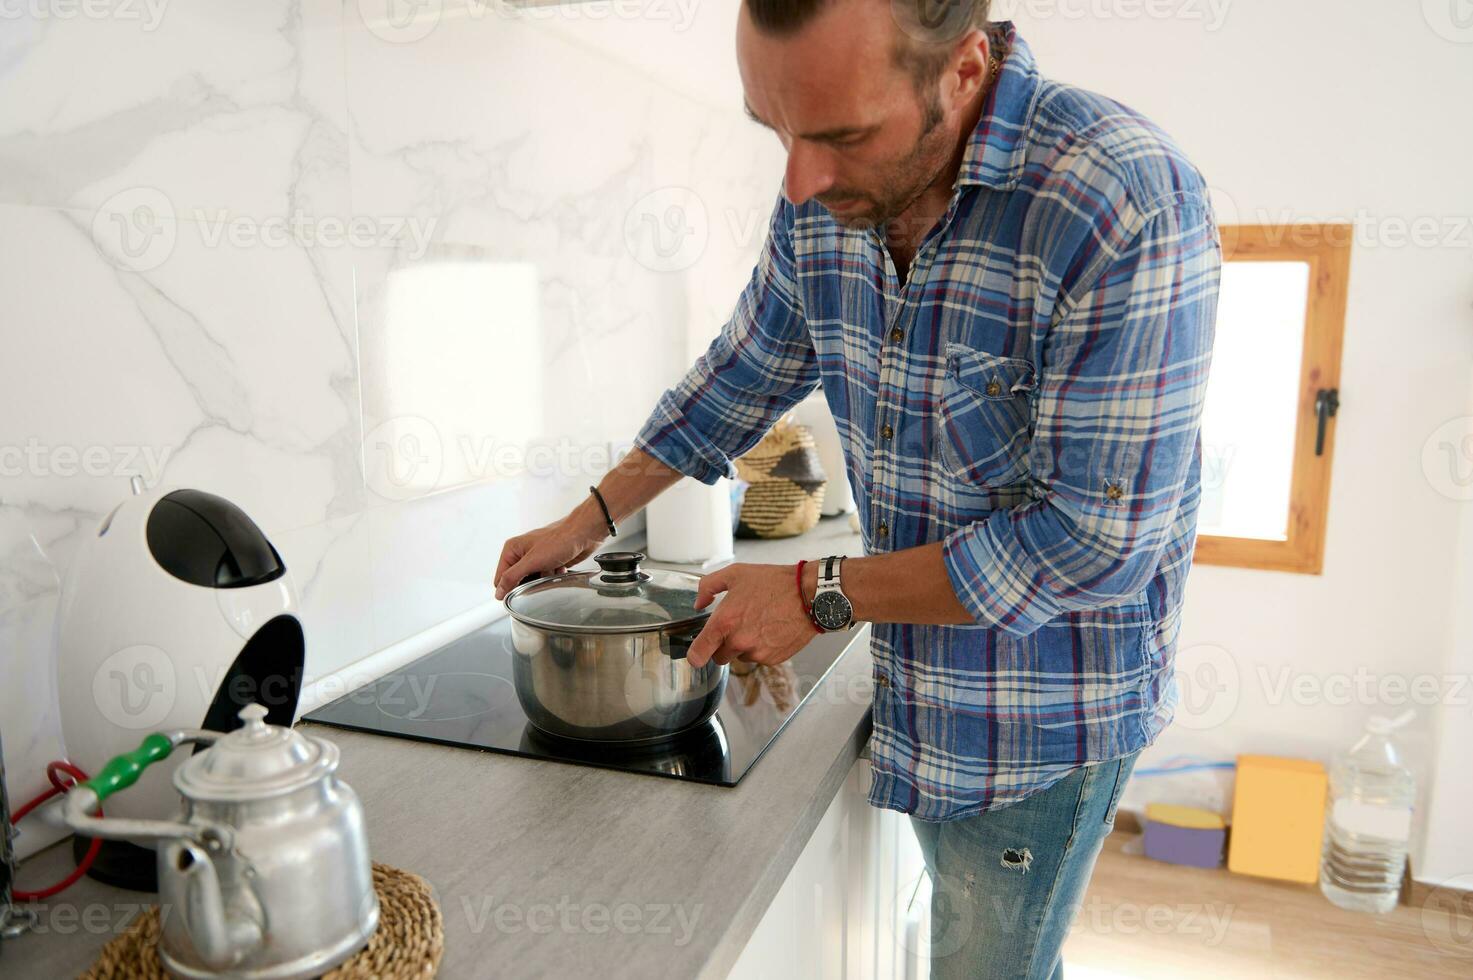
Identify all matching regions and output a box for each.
[666,626,706,662]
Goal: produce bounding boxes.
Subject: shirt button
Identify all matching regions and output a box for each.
[985,380,1003,397]
[881,424,894,440]
[1105,482,1125,502]
[877,521,889,538]
[889,328,904,344]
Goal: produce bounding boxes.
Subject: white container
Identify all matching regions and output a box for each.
[1319,711,1416,914]
[56,484,305,828]
[645,478,735,567]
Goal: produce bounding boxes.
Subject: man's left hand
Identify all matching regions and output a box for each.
[687,562,816,668]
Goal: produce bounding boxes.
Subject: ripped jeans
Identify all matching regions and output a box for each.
[909,752,1139,980]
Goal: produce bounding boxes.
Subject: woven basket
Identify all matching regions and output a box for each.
[81,863,443,980]
[734,420,827,539]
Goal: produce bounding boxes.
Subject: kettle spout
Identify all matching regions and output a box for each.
[167,839,264,971]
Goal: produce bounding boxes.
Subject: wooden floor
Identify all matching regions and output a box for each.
[1060,835,1472,979]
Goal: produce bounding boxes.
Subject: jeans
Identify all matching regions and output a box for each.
[909,752,1140,980]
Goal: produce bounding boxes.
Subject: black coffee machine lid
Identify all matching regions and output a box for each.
[146,489,286,589]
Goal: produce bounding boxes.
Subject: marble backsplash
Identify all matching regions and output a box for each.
[0,0,783,856]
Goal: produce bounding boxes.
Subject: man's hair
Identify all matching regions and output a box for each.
[745,0,992,128]
[745,0,993,89]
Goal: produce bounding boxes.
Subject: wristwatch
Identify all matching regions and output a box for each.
[811,556,855,632]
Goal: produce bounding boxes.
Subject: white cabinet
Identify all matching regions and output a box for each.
[729,757,931,980]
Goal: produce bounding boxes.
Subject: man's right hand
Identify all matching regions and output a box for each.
[493,503,607,600]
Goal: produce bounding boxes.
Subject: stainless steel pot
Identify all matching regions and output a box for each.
[504,551,726,743]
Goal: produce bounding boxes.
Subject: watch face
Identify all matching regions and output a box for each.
[812,590,852,631]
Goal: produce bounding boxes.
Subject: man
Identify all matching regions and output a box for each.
[494,1,1219,976]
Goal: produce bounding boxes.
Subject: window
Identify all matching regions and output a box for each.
[1193,224,1351,574]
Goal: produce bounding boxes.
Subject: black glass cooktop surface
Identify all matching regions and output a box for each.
[304,615,862,786]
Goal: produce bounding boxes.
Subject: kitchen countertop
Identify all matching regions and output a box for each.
[5,516,870,979]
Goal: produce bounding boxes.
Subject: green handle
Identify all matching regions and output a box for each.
[82,733,175,803]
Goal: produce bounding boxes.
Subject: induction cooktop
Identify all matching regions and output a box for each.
[303,615,864,786]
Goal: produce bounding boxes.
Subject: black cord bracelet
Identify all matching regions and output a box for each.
[588,486,617,537]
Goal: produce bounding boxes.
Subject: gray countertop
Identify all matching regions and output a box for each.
[5,518,871,979]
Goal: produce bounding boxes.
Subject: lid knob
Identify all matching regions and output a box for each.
[593,552,648,584]
[176,702,330,801]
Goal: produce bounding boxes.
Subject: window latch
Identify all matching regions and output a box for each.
[1314,388,1340,457]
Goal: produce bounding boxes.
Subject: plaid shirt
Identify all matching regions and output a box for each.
[634,24,1220,821]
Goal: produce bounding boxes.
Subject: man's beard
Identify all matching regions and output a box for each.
[819,91,951,232]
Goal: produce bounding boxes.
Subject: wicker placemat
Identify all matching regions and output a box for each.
[81,863,442,980]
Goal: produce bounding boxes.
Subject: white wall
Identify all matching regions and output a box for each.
[1422,362,1473,886]
[0,0,781,859]
[1005,2,1473,881]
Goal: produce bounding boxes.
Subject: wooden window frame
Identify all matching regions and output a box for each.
[1193,224,1351,575]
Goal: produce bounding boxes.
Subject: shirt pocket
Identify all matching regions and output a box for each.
[935,344,1036,489]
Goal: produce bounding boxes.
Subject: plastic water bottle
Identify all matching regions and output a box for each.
[1319,711,1416,913]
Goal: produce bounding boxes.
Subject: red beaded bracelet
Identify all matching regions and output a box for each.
[795,560,821,634]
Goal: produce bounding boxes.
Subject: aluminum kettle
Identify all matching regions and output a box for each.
[65,704,378,980]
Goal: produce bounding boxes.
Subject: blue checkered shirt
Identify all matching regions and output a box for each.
[634,25,1221,821]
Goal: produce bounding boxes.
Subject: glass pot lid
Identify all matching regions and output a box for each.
[504,552,711,634]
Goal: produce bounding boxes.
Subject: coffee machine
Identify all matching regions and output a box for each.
[55,480,306,890]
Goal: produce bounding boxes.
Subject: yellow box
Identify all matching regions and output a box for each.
[1227,754,1328,884]
[1145,803,1226,831]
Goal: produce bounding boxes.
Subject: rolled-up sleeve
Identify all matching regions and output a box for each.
[634,196,820,484]
[943,197,1221,636]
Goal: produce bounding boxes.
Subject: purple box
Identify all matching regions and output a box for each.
[1143,819,1226,869]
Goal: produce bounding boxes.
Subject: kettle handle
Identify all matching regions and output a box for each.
[64,730,226,847]
[82,733,177,803]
